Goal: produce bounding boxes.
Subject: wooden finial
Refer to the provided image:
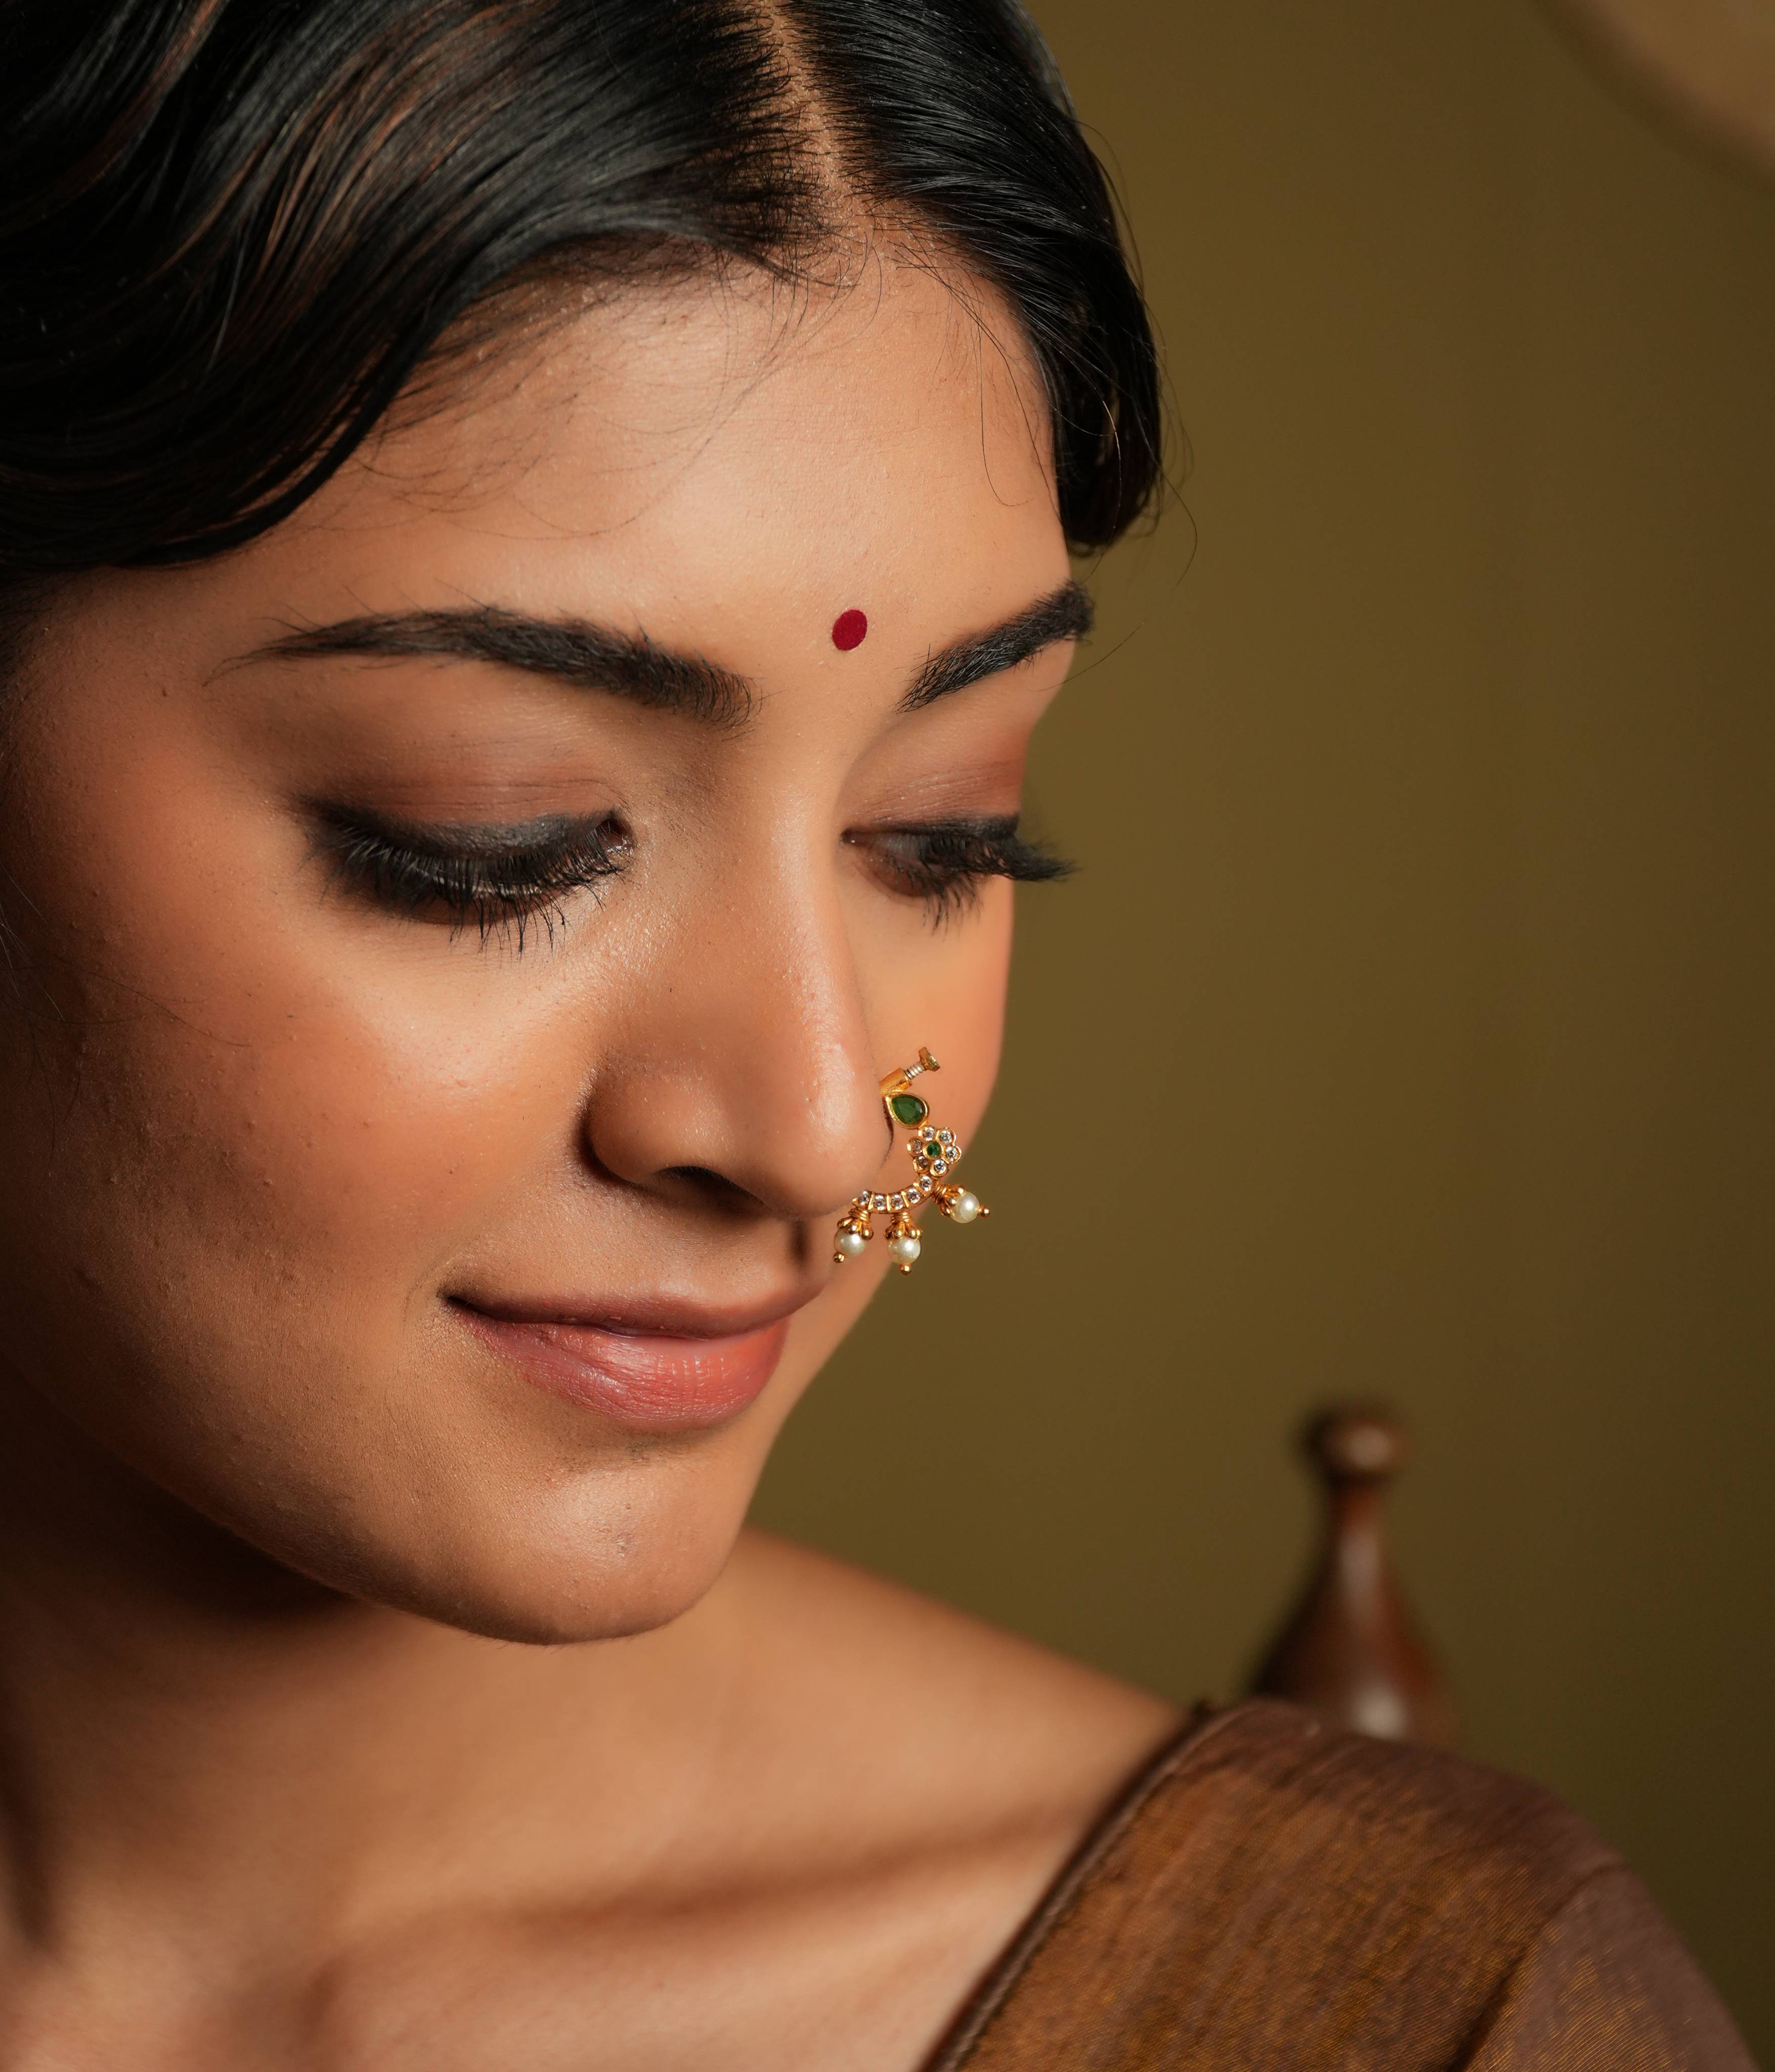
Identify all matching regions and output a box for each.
[1248,1404,1458,1747]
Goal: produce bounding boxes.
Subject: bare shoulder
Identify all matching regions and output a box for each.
[720,1530,1182,1854]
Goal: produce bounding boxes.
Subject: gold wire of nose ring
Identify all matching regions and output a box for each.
[831,1049,988,1274]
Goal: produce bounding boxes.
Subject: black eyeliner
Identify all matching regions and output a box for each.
[310,804,628,946]
[857,814,1074,923]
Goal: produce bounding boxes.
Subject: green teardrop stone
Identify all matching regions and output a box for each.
[889,1092,929,1127]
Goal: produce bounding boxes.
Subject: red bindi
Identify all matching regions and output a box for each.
[831,608,868,652]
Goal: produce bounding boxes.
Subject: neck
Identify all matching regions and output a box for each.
[0,1390,737,1977]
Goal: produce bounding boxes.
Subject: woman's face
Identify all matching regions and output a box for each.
[0,260,1077,1641]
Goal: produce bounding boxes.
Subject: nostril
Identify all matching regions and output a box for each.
[660,1164,749,1203]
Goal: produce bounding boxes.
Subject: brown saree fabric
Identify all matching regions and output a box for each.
[929,1701,1752,2070]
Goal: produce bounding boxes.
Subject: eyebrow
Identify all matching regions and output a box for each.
[248,606,755,728]
[245,577,1093,723]
[901,579,1094,711]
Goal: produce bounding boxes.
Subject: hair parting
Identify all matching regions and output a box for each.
[0,0,1162,627]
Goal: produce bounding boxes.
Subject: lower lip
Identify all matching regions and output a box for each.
[457,1307,789,1432]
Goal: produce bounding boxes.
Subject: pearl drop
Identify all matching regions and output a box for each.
[835,1228,868,1259]
[887,1233,922,1267]
[947,1190,981,1223]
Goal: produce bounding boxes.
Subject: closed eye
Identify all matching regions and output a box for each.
[311,804,631,948]
[852,815,1072,923]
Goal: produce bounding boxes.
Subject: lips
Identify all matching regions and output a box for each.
[453,1300,794,1432]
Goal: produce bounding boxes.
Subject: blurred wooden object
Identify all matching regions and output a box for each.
[1249,1406,1459,1748]
[1542,0,1775,177]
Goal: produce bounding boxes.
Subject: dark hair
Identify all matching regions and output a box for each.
[0,0,1160,587]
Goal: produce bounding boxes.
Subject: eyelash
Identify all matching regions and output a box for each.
[314,807,1070,946]
[858,816,1073,923]
[313,807,629,948]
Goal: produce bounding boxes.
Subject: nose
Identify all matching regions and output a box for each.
[583,862,890,1226]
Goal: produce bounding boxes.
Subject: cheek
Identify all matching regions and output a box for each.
[0,701,574,1419]
[949,887,1015,1100]
[891,884,1015,1121]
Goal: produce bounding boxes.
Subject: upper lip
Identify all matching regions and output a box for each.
[448,1283,820,1341]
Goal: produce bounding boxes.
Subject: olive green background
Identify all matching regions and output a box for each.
[753,0,1775,2048]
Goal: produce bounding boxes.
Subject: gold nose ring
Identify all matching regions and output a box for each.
[832,1049,988,1274]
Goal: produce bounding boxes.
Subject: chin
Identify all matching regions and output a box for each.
[255,1455,760,1648]
[398,1546,740,1648]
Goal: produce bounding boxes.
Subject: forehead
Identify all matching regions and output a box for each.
[279,256,1067,651]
